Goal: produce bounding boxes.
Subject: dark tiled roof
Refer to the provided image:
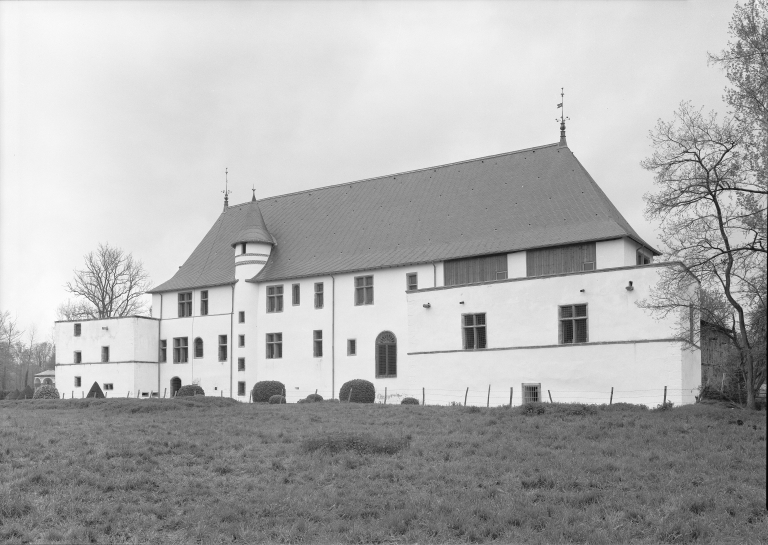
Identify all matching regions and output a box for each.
[231,200,275,247]
[151,142,656,293]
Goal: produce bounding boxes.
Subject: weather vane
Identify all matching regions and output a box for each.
[251,184,257,202]
[222,168,232,209]
[556,88,569,146]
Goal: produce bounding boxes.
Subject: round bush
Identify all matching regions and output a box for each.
[252,381,286,403]
[401,397,419,405]
[33,385,60,400]
[176,384,205,397]
[268,395,286,404]
[305,393,324,402]
[338,379,375,404]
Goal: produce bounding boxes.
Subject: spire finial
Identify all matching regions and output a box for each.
[251,184,256,202]
[222,168,232,210]
[556,87,569,147]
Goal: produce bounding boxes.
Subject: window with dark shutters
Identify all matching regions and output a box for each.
[375,331,396,377]
[444,254,507,286]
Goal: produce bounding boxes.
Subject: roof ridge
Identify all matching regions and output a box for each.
[228,142,560,207]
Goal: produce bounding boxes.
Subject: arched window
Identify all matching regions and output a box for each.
[376,331,397,378]
[194,337,204,358]
[170,377,181,397]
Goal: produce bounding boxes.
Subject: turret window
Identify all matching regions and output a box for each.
[267,285,283,313]
[241,243,247,255]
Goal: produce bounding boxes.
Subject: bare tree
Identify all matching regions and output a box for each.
[0,311,23,393]
[641,102,766,409]
[61,243,152,319]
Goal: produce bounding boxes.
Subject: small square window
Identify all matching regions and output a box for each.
[292,284,300,306]
[238,381,246,396]
[523,383,541,403]
[314,283,324,309]
[313,330,323,358]
[238,357,245,372]
[74,323,81,336]
[238,335,245,348]
[103,383,114,391]
[74,376,81,387]
[101,346,110,363]
[74,351,82,364]
[238,311,245,323]
[347,339,356,356]
[407,273,418,291]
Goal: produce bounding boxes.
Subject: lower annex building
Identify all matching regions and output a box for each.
[54,132,701,405]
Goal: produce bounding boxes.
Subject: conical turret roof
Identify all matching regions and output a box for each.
[231,199,275,247]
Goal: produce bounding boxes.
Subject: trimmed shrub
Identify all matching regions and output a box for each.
[252,381,286,403]
[87,382,105,399]
[23,386,35,399]
[33,385,60,399]
[176,384,205,397]
[305,393,324,402]
[338,379,375,404]
[269,395,286,404]
[401,397,419,405]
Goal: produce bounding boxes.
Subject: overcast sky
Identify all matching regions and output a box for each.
[0,0,738,340]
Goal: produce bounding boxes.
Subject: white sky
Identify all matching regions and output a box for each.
[0,0,737,340]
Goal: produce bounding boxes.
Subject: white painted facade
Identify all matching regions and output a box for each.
[55,236,701,405]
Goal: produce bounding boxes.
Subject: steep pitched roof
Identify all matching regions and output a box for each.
[231,200,275,247]
[151,142,656,293]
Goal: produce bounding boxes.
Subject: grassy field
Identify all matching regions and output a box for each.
[0,398,765,544]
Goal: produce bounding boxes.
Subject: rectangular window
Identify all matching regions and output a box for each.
[313,330,323,357]
[444,254,507,286]
[160,340,167,363]
[178,292,192,317]
[347,339,356,356]
[74,376,81,387]
[238,357,245,372]
[407,273,418,291]
[463,314,487,349]
[354,276,374,305]
[637,249,652,265]
[238,311,245,323]
[238,334,245,348]
[238,381,246,396]
[101,346,110,363]
[266,333,283,359]
[314,282,324,309]
[173,337,188,363]
[523,383,541,403]
[218,335,228,361]
[103,383,114,391]
[267,285,284,313]
[292,284,300,306]
[194,338,203,358]
[526,243,596,277]
[201,290,208,316]
[559,304,588,344]
[74,323,81,336]
[74,351,82,364]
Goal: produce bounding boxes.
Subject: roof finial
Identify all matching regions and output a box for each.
[556,87,569,147]
[251,184,256,202]
[222,168,231,211]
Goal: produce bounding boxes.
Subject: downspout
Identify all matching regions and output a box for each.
[157,295,163,395]
[331,275,336,399]
[230,284,235,399]
[433,262,437,288]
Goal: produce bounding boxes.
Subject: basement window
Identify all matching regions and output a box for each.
[523,383,541,403]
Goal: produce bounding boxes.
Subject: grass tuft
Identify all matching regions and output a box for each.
[300,431,410,455]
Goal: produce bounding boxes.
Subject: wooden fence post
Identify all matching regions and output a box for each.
[548,390,553,403]
[348,388,353,403]
[609,387,614,405]
[384,387,387,405]
[163,388,167,398]
[220,390,223,397]
[127,391,130,398]
[487,385,491,408]
[663,386,667,405]
[509,387,513,408]
[464,387,468,407]
[422,387,425,406]
[81,391,84,399]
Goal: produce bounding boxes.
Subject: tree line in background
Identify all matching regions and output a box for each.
[640,0,767,409]
[0,311,55,399]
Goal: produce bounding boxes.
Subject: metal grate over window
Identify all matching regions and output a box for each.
[559,304,588,344]
[463,314,487,349]
[523,384,541,403]
[267,285,284,313]
[376,331,396,377]
[355,276,374,305]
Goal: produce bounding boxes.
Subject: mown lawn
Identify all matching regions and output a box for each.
[0,398,765,544]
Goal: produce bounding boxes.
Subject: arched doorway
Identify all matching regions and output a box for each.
[375,331,397,378]
[170,377,181,397]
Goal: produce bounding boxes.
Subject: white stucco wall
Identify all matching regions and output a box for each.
[508,251,526,279]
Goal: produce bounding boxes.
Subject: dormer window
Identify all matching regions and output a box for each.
[241,242,247,255]
[637,249,652,265]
